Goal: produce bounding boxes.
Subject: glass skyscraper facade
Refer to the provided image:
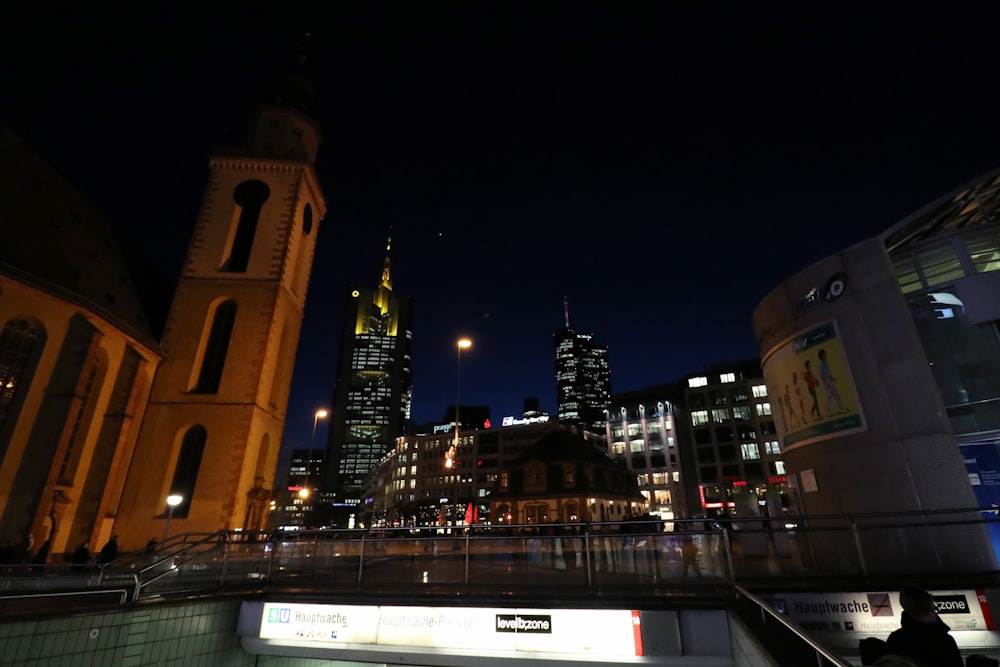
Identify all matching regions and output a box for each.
[554,324,612,433]
[321,237,413,526]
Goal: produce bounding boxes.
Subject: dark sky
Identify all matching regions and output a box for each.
[5,3,1000,449]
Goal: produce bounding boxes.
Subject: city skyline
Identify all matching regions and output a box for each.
[5,4,1000,451]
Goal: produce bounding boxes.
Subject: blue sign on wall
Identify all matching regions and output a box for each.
[961,443,1000,564]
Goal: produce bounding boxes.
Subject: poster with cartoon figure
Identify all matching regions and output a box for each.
[763,320,866,450]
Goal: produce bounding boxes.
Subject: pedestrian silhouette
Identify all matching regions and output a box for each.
[98,535,119,564]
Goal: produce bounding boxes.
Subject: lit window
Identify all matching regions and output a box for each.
[688,377,708,388]
[691,410,709,426]
[756,402,772,416]
[711,408,729,423]
[740,443,760,460]
[752,384,768,398]
[765,440,781,455]
[732,406,751,421]
[720,372,736,383]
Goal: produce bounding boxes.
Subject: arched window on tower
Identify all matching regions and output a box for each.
[222,180,270,272]
[191,299,237,394]
[169,425,207,517]
[0,318,45,455]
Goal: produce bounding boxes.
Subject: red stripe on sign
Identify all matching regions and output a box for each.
[977,589,996,630]
[632,610,644,656]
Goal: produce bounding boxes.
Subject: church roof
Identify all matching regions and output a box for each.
[0,123,162,348]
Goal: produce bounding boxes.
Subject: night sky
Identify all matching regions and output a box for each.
[5,3,1000,451]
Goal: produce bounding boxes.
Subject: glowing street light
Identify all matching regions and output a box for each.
[164,494,183,541]
[446,338,472,469]
[300,409,328,500]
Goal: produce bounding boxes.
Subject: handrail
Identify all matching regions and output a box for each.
[733,584,853,667]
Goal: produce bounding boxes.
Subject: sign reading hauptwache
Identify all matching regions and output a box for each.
[766,590,995,633]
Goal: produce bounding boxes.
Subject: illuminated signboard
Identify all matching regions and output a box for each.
[258,603,643,656]
[767,590,995,633]
[500,416,550,427]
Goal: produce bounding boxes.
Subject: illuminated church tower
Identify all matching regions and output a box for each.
[554,297,612,433]
[115,55,327,546]
[321,235,413,526]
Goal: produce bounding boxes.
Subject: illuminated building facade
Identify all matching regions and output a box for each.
[675,361,785,520]
[273,448,324,530]
[321,238,413,525]
[0,123,162,556]
[361,418,568,528]
[0,54,326,553]
[753,168,1000,573]
[554,303,611,433]
[116,60,327,547]
[604,389,688,521]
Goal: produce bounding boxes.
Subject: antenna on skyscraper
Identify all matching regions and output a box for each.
[563,295,571,329]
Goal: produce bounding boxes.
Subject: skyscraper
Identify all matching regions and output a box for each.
[554,298,611,433]
[321,236,413,526]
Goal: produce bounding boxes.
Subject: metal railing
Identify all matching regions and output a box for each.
[0,509,995,610]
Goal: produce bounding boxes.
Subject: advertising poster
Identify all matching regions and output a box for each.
[961,442,1000,565]
[762,320,865,451]
[766,590,994,633]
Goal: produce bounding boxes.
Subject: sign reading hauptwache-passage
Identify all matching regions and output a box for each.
[259,603,644,656]
[766,590,995,633]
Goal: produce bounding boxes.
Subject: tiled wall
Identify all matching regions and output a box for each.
[0,598,344,667]
[0,600,246,667]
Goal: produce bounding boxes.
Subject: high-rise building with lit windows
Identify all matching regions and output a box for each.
[321,236,413,526]
[554,300,611,433]
[605,388,688,521]
[675,360,786,520]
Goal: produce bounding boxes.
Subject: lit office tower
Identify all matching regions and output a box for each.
[321,236,413,526]
[554,298,612,433]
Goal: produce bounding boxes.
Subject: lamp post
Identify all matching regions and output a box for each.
[446,338,472,470]
[164,494,183,541]
[300,409,328,501]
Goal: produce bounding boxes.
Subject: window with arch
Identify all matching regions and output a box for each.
[222,180,270,272]
[169,425,207,517]
[192,299,237,394]
[0,318,45,450]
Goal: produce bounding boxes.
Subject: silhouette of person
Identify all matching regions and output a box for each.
[71,542,91,573]
[818,349,847,415]
[803,360,821,420]
[680,533,701,577]
[885,587,962,667]
[98,535,119,564]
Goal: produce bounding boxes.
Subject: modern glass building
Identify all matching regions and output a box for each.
[321,236,413,526]
[554,304,611,433]
[753,167,1000,573]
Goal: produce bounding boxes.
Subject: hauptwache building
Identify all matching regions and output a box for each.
[753,167,1000,575]
[0,61,325,556]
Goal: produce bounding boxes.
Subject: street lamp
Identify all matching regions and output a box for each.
[446,338,472,469]
[300,409,328,500]
[164,494,183,541]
